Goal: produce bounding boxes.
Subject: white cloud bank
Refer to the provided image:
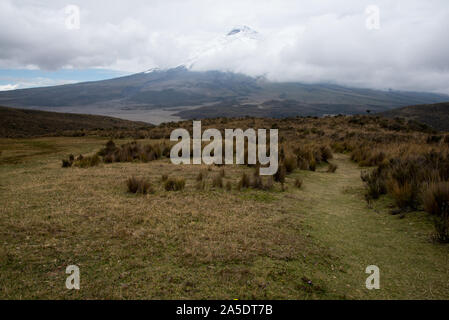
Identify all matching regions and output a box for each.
[0,84,18,91]
[0,0,449,93]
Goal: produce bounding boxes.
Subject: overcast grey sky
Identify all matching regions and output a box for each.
[0,0,448,93]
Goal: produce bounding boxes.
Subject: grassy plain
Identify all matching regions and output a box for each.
[0,135,448,299]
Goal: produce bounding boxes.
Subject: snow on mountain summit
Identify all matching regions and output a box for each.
[143,26,261,73]
[184,26,261,70]
[226,25,259,38]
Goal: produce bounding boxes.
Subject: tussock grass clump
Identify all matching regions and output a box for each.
[212,175,223,188]
[73,154,101,168]
[283,155,297,173]
[251,175,265,190]
[265,176,274,190]
[236,171,274,191]
[237,173,251,190]
[99,140,169,163]
[290,144,334,171]
[361,168,388,201]
[62,154,76,168]
[309,160,316,172]
[195,180,206,191]
[351,146,387,167]
[444,135,449,144]
[61,159,72,168]
[196,170,208,182]
[388,180,420,211]
[294,178,303,189]
[427,135,442,144]
[274,165,286,184]
[361,150,449,212]
[423,182,449,242]
[164,177,186,191]
[320,145,333,162]
[127,176,154,195]
[327,163,338,173]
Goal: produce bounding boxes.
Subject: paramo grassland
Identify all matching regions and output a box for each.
[0,115,448,299]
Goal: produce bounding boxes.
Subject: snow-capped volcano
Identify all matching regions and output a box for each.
[143,26,261,74]
[226,25,259,39]
[185,25,260,70]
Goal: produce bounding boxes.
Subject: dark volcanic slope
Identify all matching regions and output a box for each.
[381,102,449,131]
[0,106,151,138]
[0,67,448,119]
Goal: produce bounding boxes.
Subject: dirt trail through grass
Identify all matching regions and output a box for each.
[293,154,449,299]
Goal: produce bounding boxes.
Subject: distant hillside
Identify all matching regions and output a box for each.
[0,106,151,138]
[381,102,449,132]
[0,67,448,121]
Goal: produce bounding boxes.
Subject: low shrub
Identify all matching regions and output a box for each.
[361,168,387,200]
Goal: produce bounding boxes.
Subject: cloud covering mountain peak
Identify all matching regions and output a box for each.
[1,0,449,94]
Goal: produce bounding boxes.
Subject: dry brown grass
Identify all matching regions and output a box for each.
[423,182,449,242]
[0,137,324,299]
[2,115,449,299]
